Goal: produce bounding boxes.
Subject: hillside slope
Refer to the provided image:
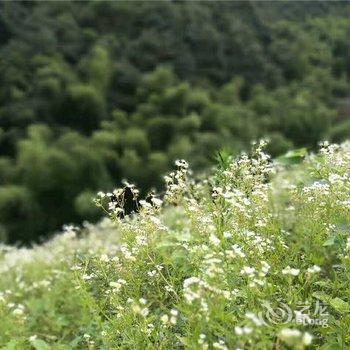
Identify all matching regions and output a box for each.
[1,141,350,349]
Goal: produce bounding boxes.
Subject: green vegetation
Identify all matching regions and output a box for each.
[1,2,350,242]
[1,141,350,349]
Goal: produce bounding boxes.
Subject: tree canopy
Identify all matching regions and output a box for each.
[1,1,350,243]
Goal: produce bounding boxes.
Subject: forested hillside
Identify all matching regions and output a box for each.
[1,1,350,243]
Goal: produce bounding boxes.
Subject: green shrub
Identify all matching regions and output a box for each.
[0,185,39,242]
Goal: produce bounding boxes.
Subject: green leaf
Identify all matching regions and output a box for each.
[2,340,19,350]
[323,236,336,247]
[69,337,82,347]
[312,291,330,303]
[323,235,343,249]
[171,249,188,266]
[319,342,345,350]
[329,298,350,314]
[216,149,232,170]
[313,293,350,314]
[277,148,307,165]
[176,335,190,346]
[314,280,331,288]
[31,339,51,350]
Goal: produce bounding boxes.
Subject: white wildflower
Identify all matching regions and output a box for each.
[279,328,301,341]
[307,265,321,274]
[100,254,109,262]
[282,266,300,276]
[209,234,221,246]
[160,314,169,324]
[302,332,313,346]
[140,307,149,317]
[240,266,255,276]
[235,326,253,335]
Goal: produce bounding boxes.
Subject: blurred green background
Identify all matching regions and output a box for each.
[1,1,350,244]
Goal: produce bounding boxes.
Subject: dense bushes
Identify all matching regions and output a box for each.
[1,2,350,242]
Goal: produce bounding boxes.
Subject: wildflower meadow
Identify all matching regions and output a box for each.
[1,141,350,349]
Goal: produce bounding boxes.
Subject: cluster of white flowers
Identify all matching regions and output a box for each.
[279,328,313,347]
[307,265,321,274]
[147,264,163,278]
[240,261,270,288]
[109,278,127,293]
[119,244,136,262]
[164,159,189,204]
[282,266,300,276]
[225,244,246,259]
[241,230,274,254]
[131,297,149,317]
[213,339,228,350]
[11,303,26,317]
[183,276,232,307]
[234,325,253,336]
[160,309,178,326]
[198,333,208,349]
[302,181,330,205]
